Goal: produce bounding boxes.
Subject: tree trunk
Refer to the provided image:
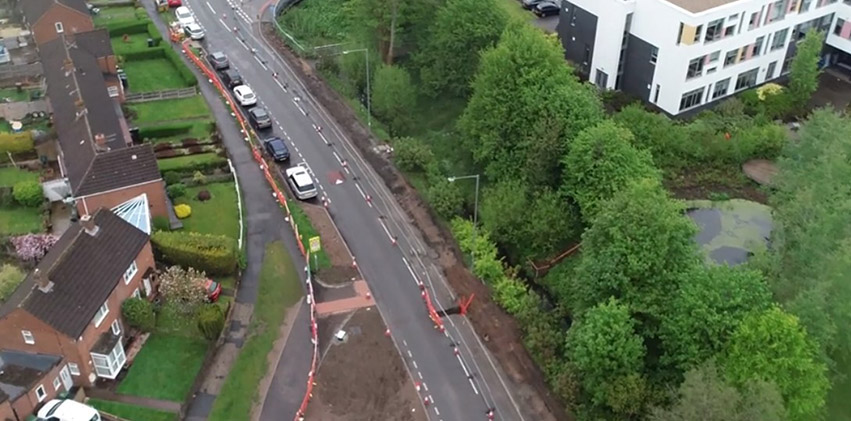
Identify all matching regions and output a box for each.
[386,0,399,65]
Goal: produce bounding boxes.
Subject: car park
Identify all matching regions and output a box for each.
[207,51,229,70]
[184,22,205,40]
[233,85,257,106]
[264,137,290,162]
[175,6,195,27]
[220,68,243,88]
[534,1,559,16]
[285,165,318,200]
[248,107,273,130]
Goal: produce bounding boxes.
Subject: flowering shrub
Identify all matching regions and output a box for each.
[10,234,59,263]
[174,204,192,219]
[757,83,784,101]
[159,265,208,306]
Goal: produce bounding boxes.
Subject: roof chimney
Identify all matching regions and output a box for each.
[33,268,54,293]
[80,214,99,236]
[94,133,108,152]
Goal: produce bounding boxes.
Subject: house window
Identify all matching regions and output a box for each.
[133,288,141,299]
[735,68,760,91]
[693,25,704,43]
[111,319,121,335]
[771,28,789,50]
[93,302,109,327]
[725,25,736,37]
[53,377,61,391]
[595,69,609,88]
[713,78,731,99]
[22,330,34,345]
[650,47,659,64]
[123,261,138,284]
[686,56,705,79]
[835,18,846,36]
[36,385,47,402]
[654,84,660,103]
[705,19,725,42]
[91,341,127,379]
[782,57,793,74]
[68,362,80,376]
[108,85,120,98]
[709,50,721,63]
[749,12,759,29]
[55,22,64,33]
[724,50,738,67]
[800,0,812,11]
[753,36,765,56]
[767,61,778,78]
[679,87,705,111]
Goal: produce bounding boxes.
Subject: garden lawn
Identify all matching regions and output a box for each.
[176,181,240,240]
[0,88,33,102]
[157,153,227,173]
[208,242,301,421]
[87,399,177,421]
[123,59,186,92]
[0,207,42,235]
[129,96,211,124]
[117,334,207,402]
[0,167,38,187]
[93,6,137,27]
[110,34,153,56]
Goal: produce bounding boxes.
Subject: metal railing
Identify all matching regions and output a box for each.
[124,86,198,103]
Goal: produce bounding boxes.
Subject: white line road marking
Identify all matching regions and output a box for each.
[206,1,215,13]
[274,78,288,92]
[403,340,408,347]
[354,183,367,200]
[332,150,343,165]
[291,98,307,116]
[407,350,412,358]
[423,382,428,392]
[434,407,440,416]
[401,257,419,285]
[343,166,351,175]
[236,37,250,51]
[418,372,423,379]
[456,354,470,377]
[469,378,479,395]
[219,18,229,30]
[253,55,268,70]
[378,218,394,243]
[413,361,418,369]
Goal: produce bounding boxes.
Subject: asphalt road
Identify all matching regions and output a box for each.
[174,1,529,419]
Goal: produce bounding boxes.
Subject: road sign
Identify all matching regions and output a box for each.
[309,236,321,253]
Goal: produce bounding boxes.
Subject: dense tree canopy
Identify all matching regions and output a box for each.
[788,30,825,111]
[458,22,603,189]
[371,64,417,134]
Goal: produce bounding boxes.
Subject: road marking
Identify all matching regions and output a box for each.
[434,407,440,416]
[253,55,268,70]
[219,18,229,30]
[456,354,470,377]
[401,257,419,285]
[354,183,367,200]
[331,150,343,165]
[413,361,418,369]
[469,378,479,395]
[378,218,394,244]
[422,382,428,392]
[291,98,307,116]
[403,340,408,347]
[274,78,288,92]
[407,350,412,358]
[206,1,216,13]
[418,371,423,379]
[236,37,250,51]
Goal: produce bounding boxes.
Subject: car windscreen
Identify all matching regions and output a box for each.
[296,181,315,192]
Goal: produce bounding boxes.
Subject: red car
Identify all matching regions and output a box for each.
[168,0,182,7]
[203,278,222,302]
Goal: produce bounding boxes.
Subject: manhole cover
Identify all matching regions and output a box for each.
[327,170,345,185]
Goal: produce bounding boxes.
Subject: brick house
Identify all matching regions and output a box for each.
[21,0,94,46]
[38,33,169,221]
[0,209,155,398]
[0,350,65,421]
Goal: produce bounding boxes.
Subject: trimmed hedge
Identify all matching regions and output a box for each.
[152,231,238,276]
[104,19,150,35]
[0,132,34,155]
[163,47,198,87]
[139,122,194,139]
[122,47,168,62]
[158,153,228,175]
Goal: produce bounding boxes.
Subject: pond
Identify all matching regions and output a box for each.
[686,199,773,266]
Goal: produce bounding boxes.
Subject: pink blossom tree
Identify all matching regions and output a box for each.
[10,234,59,263]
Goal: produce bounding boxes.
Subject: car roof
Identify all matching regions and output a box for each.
[211,52,225,58]
[234,85,252,94]
[176,6,190,14]
[224,69,240,77]
[38,399,98,419]
[186,23,202,30]
[286,166,313,186]
[265,136,285,146]
[250,107,268,117]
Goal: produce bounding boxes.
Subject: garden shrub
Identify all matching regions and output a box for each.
[197,190,211,202]
[103,19,149,35]
[393,137,434,172]
[12,181,42,207]
[121,47,167,61]
[140,122,194,139]
[0,264,25,301]
[426,179,463,219]
[182,138,200,147]
[0,132,34,155]
[9,234,58,263]
[156,149,180,159]
[151,231,238,275]
[157,153,228,175]
[197,304,225,340]
[153,215,171,231]
[192,171,207,185]
[147,22,163,44]
[167,183,186,199]
[174,204,191,219]
[134,7,148,20]
[121,297,156,332]
[163,171,182,185]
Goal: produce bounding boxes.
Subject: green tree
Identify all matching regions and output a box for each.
[721,307,829,421]
[650,360,786,421]
[371,64,417,134]
[458,21,603,189]
[561,120,660,220]
[574,179,700,327]
[787,30,825,111]
[417,0,508,97]
[612,104,686,169]
[660,265,773,371]
[566,298,645,408]
[344,0,405,63]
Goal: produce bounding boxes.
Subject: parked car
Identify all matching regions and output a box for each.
[285,165,318,200]
[534,1,559,16]
[203,278,222,302]
[37,399,101,421]
[248,107,273,130]
[207,51,229,70]
[264,137,290,162]
[168,0,182,6]
[221,68,243,88]
[184,22,205,40]
[521,0,545,9]
[175,6,195,27]
[233,85,257,106]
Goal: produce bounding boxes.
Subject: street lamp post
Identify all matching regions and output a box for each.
[448,174,480,270]
[342,48,371,128]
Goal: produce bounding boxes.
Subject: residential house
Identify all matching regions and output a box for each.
[21,0,94,46]
[0,208,156,395]
[73,28,126,103]
[38,33,169,220]
[558,0,851,116]
[0,350,66,421]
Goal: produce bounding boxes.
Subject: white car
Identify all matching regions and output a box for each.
[37,399,101,421]
[183,22,205,40]
[233,85,257,107]
[174,6,195,27]
[285,165,318,200]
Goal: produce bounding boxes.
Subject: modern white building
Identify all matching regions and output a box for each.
[558,0,851,115]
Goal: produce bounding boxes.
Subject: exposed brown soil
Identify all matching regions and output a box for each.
[262,23,568,421]
[305,308,427,421]
[299,202,359,285]
[664,166,769,204]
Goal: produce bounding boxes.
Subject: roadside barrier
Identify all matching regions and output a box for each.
[181,41,318,421]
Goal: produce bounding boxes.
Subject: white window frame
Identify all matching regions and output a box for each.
[107,85,120,98]
[93,302,109,327]
[35,385,47,402]
[132,288,141,299]
[55,22,64,33]
[111,319,121,335]
[68,362,80,376]
[22,330,34,345]
[91,341,127,379]
[53,377,61,391]
[123,261,138,284]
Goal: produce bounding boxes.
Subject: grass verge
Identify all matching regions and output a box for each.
[0,167,38,187]
[117,334,207,402]
[0,207,43,235]
[129,96,211,124]
[123,59,187,92]
[87,399,177,421]
[287,200,330,269]
[176,181,240,240]
[208,242,302,420]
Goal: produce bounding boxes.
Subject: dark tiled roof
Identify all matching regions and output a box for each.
[72,28,113,59]
[0,209,149,339]
[76,145,161,197]
[22,0,89,25]
[0,350,62,403]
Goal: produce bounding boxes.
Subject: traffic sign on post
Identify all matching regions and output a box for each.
[309,236,321,253]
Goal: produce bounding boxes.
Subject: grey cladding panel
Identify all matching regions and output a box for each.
[558,1,597,78]
[621,35,657,101]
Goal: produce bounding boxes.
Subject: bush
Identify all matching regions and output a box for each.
[12,181,42,207]
[426,180,463,219]
[0,132,34,155]
[174,204,191,219]
[9,234,58,263]
[140,122,194,140]
[134,7,148,20]
[393,137,434,172]
[163,47,198,87]
[122,47,167,62]
[157,153,228,175]
[151,231,238,276]
[147,22,163,44]
[159,265,208,305]
[197,189,211,201]
[0,264,25,302]
[163,171,182,185]
[121,297,156,332]
[153,215,171,231]
[192,171,207,185]
[167,183,186,199]
[103,19,149,35]
[197,304,225,340]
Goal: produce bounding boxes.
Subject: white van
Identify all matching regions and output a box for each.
[36,399,101,421]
